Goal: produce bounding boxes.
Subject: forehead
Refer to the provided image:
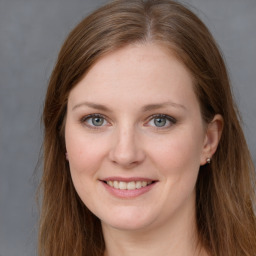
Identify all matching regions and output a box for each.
[83,43,192,83]
[68,43,198,111]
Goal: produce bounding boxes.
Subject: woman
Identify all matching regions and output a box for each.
[39,0,256,255]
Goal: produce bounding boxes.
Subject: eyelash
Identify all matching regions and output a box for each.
[80,113,177,130]
[145,114,177,129]
[80,114,109,130]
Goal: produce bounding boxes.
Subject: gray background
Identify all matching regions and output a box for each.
[0,0,255,255]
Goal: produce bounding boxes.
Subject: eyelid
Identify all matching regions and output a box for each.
[80,113,110,129]
[149,114,176,123]
[79,113,176,130]
[145,114,177,128]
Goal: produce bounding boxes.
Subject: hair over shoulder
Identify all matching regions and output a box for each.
[39,0,256,255]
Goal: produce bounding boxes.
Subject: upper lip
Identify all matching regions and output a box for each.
[101,177,157,182]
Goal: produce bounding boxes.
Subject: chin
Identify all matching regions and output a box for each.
[99,208,157,231]
[104,219,152,231]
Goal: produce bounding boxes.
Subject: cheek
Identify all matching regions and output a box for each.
[65,126,107,177]
[65,128,109,205]
[150,132,203,172]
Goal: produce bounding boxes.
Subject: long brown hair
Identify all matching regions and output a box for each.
[39,0,256,255]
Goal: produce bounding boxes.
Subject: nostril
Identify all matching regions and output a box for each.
[108,136,146,167]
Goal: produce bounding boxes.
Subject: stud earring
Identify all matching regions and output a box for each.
[65,152,69,161]
[206,158,211,164]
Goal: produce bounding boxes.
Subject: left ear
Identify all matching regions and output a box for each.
[200,114,223,165]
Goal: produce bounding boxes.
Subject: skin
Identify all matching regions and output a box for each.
[65,43,222,256]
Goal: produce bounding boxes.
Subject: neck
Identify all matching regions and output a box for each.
[102,198,208,256]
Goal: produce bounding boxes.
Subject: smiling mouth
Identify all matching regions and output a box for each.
[103,180,155,190]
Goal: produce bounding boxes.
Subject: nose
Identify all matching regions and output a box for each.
[108,126,146,168]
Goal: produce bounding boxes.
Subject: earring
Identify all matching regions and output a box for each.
[206,158,211,164]
[65,152,69,161]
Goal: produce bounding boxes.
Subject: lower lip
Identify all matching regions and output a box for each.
[101,181,157,199]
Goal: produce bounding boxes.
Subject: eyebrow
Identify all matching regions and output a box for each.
[72,102,112,112]
[142,102,187,112]
[72,101,186,112]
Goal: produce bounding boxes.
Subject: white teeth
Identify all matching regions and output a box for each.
[142,181,147,187]
[106,180,153,190]
[135,181,142,189]
[113,181,119,189]
[127,181,135,190]
[119,181,127,190]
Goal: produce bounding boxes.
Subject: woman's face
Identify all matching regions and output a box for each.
[65,43,209,231]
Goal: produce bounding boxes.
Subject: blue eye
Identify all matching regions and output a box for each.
[153,117,167,127]
[91,117,105,126]
[82,114,108,127]
[147,114,176,128]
